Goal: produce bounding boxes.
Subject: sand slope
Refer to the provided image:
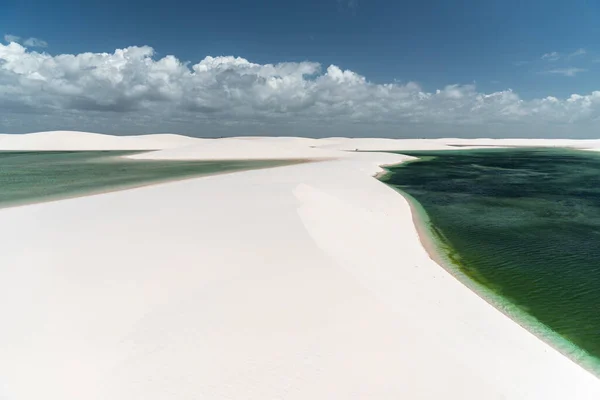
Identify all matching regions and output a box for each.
[0,132,599,399]
[0,131,200,150]
[127,137,342,160]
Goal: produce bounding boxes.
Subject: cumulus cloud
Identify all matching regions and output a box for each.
[3,34,47,48]
[544,67,587,77]
[1,42,600,136]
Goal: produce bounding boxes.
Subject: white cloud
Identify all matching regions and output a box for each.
[4,34,21,43]
[22,38,48,48]
[541,52,560,61]
[541,48,587,62]
[3,33,48,48]
[569,48,586,58]
[544,67,587,77]
[1,42,600,136]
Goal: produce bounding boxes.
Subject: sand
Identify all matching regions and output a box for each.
[0,131,599,399]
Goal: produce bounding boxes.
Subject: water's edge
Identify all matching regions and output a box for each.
[0,154,310,210]
[376,162,600,378]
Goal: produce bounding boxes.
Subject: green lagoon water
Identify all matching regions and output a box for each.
[379,148,600,372]
[0,151,294,208]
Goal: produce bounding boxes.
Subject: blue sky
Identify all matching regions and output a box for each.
[1,0,600,137]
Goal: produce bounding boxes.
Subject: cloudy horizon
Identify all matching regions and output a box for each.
[2,30,600,138]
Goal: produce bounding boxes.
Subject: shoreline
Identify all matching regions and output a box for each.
[376,163,600,378]
[0,157,315,211]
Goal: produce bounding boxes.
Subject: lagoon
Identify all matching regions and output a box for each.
[0,151,294,208]
[380,148,600,372]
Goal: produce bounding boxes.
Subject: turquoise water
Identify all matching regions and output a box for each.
[0,151,295,208]
[379,148,600,373]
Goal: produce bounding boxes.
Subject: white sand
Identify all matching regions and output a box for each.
[0,131,599,399]
[127,137,342,160]
[0,130,199,150]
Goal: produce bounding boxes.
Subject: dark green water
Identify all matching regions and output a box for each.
[380,148,600,372]
[0,151,295,208]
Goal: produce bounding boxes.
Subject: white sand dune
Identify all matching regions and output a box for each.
[128,137,342,160]
[314,137,459,151]
[312,137,600,151]
[0,130,200,150]
[0,131,600,399]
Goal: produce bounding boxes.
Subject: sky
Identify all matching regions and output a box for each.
[1,0,600,137]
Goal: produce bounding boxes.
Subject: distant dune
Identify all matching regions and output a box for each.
[0,130,199,151]
[0,131,599,400]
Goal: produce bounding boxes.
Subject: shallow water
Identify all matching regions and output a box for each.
[0,151,294,208]
[380,148,600,370]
